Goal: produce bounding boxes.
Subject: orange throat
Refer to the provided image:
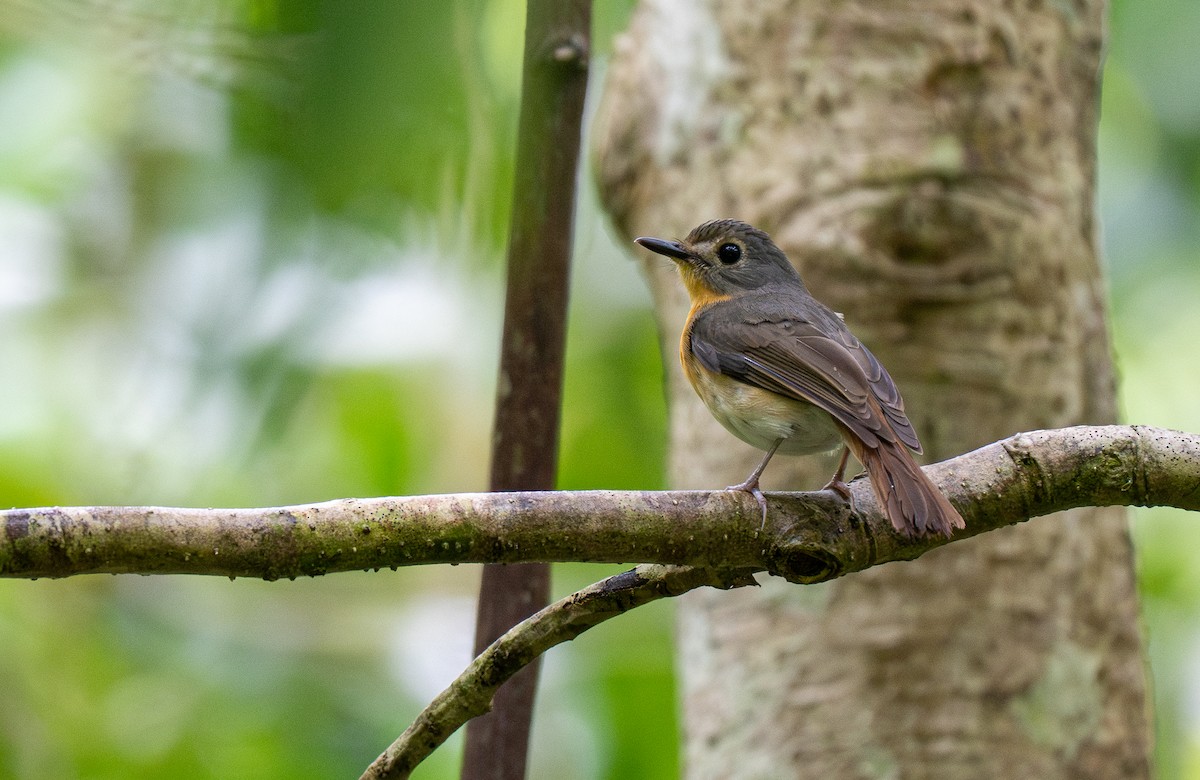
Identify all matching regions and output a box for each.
[677,269,732,376]
[677,264,723,305]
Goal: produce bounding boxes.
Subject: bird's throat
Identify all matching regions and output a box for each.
[677,265,728,308]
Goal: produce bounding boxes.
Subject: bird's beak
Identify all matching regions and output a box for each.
[635,236,691,261]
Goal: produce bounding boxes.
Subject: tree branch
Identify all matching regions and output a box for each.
[467,0,591,771]
[3,425,1197,583]
[358,422,1199,777]
[359,564,755,780]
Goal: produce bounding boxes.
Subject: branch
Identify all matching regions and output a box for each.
[358,422,1199,777]
[3,425,1197,583]
[359,564,755,780]
[467,0,590,771]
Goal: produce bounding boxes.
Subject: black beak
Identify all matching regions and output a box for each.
[634,236,691,261]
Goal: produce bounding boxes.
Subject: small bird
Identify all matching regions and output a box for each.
[635,219,964,538]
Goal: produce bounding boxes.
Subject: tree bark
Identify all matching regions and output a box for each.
[594,1,1150,777]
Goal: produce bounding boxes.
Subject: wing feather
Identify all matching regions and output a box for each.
[690,294,922,453]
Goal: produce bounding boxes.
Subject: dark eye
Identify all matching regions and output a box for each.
[717,243,741,264]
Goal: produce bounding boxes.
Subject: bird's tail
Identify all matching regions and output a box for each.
[855,440,964,538]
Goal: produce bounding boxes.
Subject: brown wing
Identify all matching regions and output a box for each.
[689,295,922,453]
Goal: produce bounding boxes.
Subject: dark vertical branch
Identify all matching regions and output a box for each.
[462,3,590,780]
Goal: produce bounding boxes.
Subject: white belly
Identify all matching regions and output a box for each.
[693,370,843,456]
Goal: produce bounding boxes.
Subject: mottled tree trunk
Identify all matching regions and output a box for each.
[594,1,1150,777]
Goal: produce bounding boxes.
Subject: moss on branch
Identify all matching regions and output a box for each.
[2,425,1198,583]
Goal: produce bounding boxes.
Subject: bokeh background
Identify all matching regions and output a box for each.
[0,1,1195,777]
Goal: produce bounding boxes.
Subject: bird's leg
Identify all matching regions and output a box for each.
[727,438,784,529]
[821,446,853,501]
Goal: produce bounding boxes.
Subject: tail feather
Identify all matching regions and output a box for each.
[855,441,964,538]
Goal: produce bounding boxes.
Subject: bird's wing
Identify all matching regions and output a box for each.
[689,298,922,452]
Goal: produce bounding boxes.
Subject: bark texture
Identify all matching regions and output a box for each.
[594,1,1150,777]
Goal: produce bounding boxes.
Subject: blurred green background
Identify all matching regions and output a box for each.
[0,0,1195,777]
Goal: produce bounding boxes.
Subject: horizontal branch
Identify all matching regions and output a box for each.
[2,425,1197,583]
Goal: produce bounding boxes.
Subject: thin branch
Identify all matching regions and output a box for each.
[468,0,591,773]
[360,564,755,780]
[2,425,1198,583]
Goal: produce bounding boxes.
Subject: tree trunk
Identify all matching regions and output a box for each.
[594,1,1150,777]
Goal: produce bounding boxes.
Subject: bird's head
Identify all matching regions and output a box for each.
[635,219,803,300]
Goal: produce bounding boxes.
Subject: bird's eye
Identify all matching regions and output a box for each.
[717,243,742,264]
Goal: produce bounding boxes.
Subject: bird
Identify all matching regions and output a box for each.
[635,219,964,538]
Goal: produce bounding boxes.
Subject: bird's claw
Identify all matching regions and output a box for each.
[821,477,856,516]
[726,478,770,531]
[821,477,852,501]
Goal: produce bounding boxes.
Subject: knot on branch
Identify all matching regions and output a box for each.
[767,544,842,583]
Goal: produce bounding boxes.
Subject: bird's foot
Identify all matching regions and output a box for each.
[820,476,852,502]
[726,476,769,531]
[823,446,854,504]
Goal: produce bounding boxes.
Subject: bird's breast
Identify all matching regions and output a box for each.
[681,346,843,456]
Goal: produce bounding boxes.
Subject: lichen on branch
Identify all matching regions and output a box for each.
[2,425,1198,584]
